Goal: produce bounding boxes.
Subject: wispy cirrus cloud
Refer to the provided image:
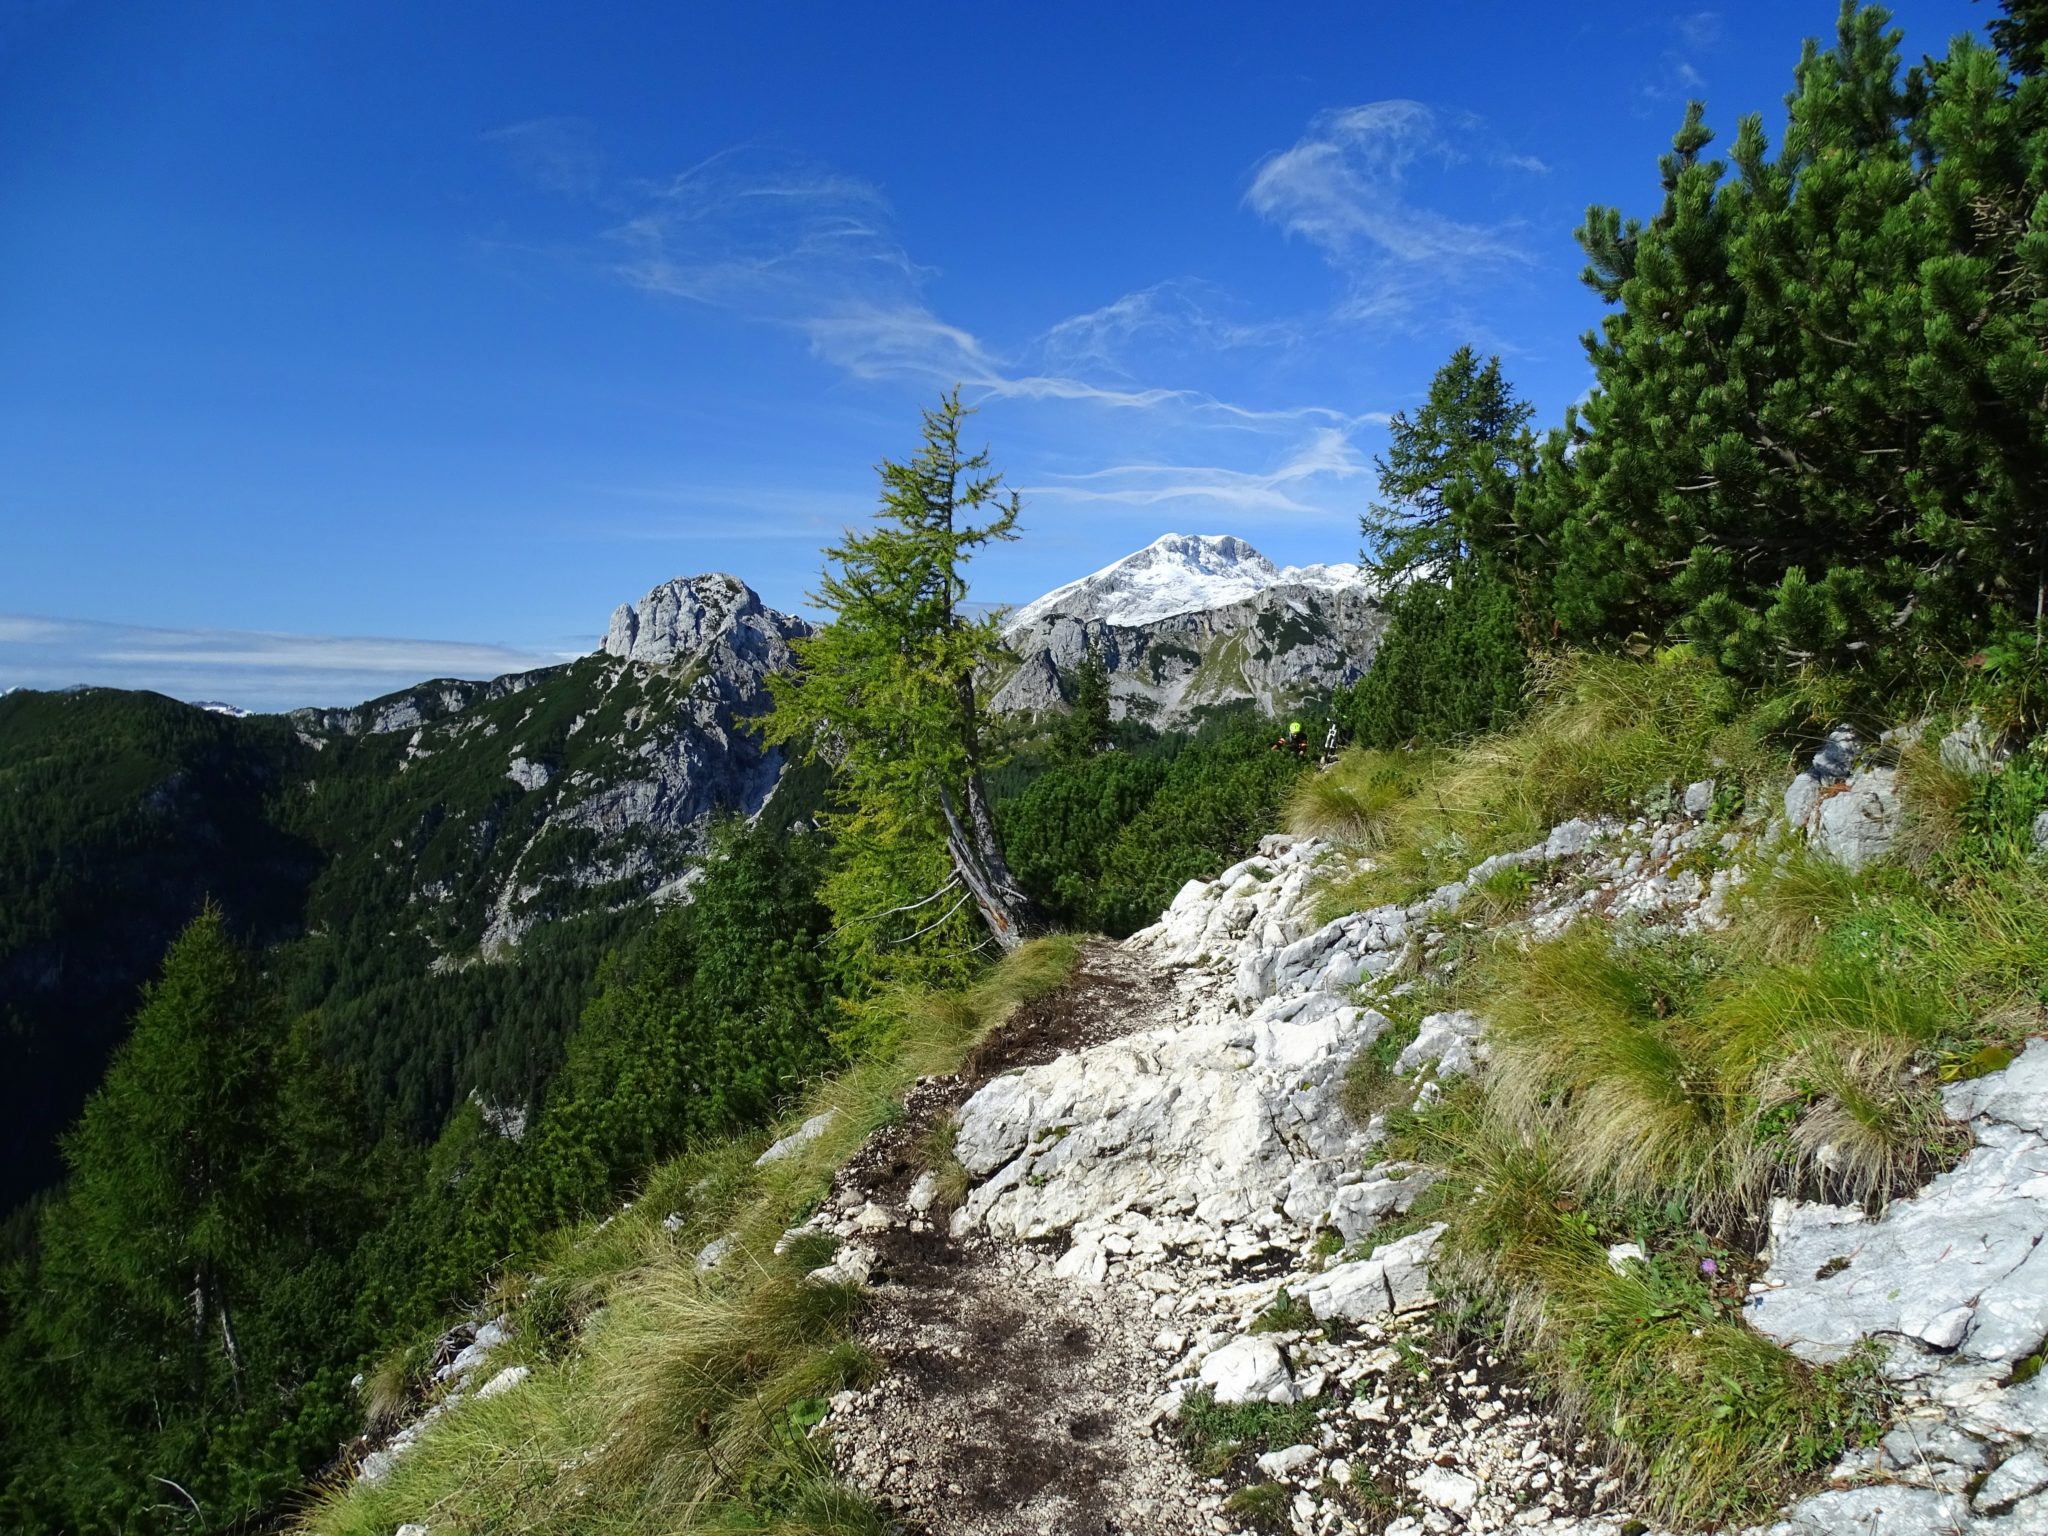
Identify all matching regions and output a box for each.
[1036,280,1302,376]
[1022,426,1373,520]
[486,123,1387,530]
[1638,11,1720,106]
[0,613,572,712]
[1245,101,1533,328]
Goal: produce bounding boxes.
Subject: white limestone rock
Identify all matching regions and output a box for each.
[1326,1167,1436,1244]
[1606,1242,1647,1273]
[1812,767,1901,870]
[951,994,1378,1247]
[1753,1043,2048,1366]
[1761,1486,1969,1535]
[506,755,552,791]
[1412,1465,1479,1516]
[1939,717,2001,776]
[694,1235,734,1272]
[1295,1225,1445,1322]
[756,1110,837,1167]
[806,1243,873,1288]
[1977,1448,2048,1515]
[1394,1010,1485,1078]
[1256,1443,1319,1480]
[1198,1336,1297,1405]
[473,1365,529,1401]
[434,1317,508,1383]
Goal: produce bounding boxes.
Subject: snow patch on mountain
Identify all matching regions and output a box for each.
[1003,533,1371,633]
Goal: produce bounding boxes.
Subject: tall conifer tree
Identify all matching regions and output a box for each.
[767,393,1044,989]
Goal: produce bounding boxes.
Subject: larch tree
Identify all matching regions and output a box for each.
[766,392,1044,991]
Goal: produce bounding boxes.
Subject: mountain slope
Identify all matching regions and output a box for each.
[0,689,320,1205]
[995,534,1385,727]
[0,574,813,1205]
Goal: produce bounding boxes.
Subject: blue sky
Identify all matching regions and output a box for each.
[0,0,1988,708]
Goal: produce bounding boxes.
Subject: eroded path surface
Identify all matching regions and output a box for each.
[825,940,1219,1535]
[817,842,1631,1536]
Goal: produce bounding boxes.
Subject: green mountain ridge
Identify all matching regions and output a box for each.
[0,575,811,1211]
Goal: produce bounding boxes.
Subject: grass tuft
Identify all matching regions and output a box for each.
[1173,1392,1325,1479]
[1222,1482,1291,1532]
[1311,653,1799,916]
[1287,748,1435,847]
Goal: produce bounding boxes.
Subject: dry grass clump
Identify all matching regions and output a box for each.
[1412,1116,1892,1528]
[296,936,1083,1536]
[1286,747,1435,847]
[1892,734,1981,868]
[1309,652,1797,915]
[1724,847,1867,964]
[1333,668,2048,1524]
[1477,918,1956,1219]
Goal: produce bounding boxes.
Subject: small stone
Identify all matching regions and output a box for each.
[1198,1336,1297,1406]
[755,1110,836,1167]
[1605,1241,1646,1273]
[694,1234,733,1272]
[1412,1465,1479,1516]
[1256,1443,1319,1480]
[473,1365,529,1401]
[1976,1447,2048,1514]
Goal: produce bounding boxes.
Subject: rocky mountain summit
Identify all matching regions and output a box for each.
[994,534,1386,728]
[294,573,814,958]
[600,571,805,669]
[1008,534,1370,631]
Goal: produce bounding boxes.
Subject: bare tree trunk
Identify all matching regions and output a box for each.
[939,784,1041,950]
[217,1292,245,1404]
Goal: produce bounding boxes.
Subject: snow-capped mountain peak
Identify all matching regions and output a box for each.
[1004,532,1368,632]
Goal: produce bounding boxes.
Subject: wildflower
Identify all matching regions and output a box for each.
[1700,1257,1719,1276]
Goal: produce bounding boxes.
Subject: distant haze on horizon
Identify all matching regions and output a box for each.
[0,0,1987,707]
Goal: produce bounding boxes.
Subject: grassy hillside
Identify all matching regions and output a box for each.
[1290,655,2048,1524]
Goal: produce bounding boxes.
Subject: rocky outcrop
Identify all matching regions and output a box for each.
[1754,1044,2048,1367]
[601,572,807,669]
[1782,726,1902,871]
[289,573,815,963]
[467,577,811,956]
[818,738,2048,1534]
[994,534,1385,729]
